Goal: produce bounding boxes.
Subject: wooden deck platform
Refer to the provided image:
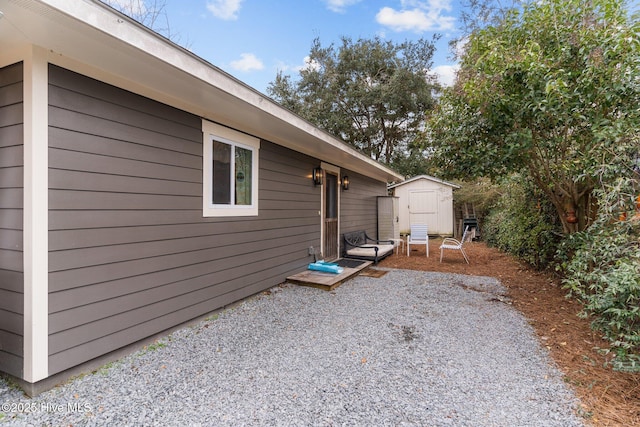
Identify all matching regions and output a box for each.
[286,259,372,291]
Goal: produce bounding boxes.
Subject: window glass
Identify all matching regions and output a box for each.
[202,120,260,217]
[212,140,231,204]
[325,173,338,219]
[235,146,252,205]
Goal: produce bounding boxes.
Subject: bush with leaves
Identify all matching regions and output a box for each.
[427,0,639,234]
[483,175,562,269]
[560,177,640,372]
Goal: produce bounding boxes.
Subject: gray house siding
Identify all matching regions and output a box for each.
[47,65,320,375]
[341,172,386,238]
[0,62,25,378]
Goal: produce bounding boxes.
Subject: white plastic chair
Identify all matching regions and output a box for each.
[439,226,470,264]
[407,224,429,257]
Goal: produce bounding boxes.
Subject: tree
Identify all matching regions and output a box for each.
[100,0,187,45]
[427,0,640,234]
[267,36,440,174]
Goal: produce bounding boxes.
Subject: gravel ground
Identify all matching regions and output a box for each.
[0,269,585,426]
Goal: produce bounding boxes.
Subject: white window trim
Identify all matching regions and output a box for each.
[202,120,260,217]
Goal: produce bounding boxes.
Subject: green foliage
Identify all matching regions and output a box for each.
[427,0,640,234]
[267,36,439,170]
[447,0,640,369]
[96,360,119,376]
[560,176,640,371]
[483,175,562,269]
[142,340,167,354]
[452,178,502,220]
[390,145,433,178]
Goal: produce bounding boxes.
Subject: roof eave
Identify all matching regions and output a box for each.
[0,0,402,182]
[387,175,461,190]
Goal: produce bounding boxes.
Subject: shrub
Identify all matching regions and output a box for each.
[560,178,640,371]
[483,175,562,269]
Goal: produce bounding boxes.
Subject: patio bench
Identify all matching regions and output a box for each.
[342,230,395,264]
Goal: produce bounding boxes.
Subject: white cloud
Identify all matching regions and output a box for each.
[452,36,468,59]
[376,0,455,32]
[297,56,321,72]
[275,56,321,74]
[206,0,243,20]
[433,64,459,87]
[230,53,264,72]
[323,0,362,13]
[274,60,290,72]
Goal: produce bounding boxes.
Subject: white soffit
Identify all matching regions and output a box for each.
[0,0,402,182]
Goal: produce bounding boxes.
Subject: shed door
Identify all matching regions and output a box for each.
[408,190,438,234]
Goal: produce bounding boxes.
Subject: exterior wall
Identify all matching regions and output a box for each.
[0,62,25,378]
[340,171,387,250]
[47,65,321,375]
[392,178,456,236]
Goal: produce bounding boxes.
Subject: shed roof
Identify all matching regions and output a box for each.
[387,175,461,190]
[0,0,403,183]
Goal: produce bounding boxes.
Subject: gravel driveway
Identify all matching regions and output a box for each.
[0,269,584,426]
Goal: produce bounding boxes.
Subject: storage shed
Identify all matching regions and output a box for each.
[388,175,460,236]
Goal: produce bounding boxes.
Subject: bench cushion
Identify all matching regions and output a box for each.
[345,244,395,259]
[342,230,394,263]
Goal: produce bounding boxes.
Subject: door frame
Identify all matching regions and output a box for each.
[321,162,340,261]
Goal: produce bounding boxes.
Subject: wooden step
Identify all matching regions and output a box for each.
[286,259,372,291]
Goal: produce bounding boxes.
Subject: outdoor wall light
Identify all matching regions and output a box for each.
[342,175,350,190]
[313,167,323,186]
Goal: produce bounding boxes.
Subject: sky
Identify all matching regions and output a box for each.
[132,0,464,94]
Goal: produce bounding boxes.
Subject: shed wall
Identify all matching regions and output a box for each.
[393,179,455,236]
[47,65,321,375]
[0,62,25,378]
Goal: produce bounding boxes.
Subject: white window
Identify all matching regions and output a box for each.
[202,120,260,217]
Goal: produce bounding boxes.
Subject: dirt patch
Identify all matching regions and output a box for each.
[359,268,388,278]
[379,239,640,426]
